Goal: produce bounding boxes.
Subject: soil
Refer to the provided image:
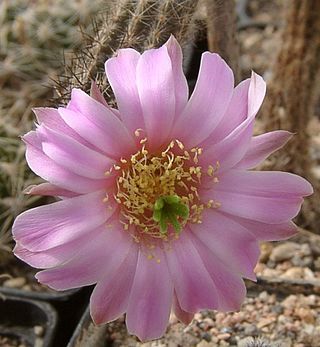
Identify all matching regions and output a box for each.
[0,253,55,293]
[101,291,320,347]
[0,335,27,347]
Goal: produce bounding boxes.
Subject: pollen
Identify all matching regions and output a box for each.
[113,139,220,242]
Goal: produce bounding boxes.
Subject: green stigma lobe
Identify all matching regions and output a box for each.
[152,195,189,234]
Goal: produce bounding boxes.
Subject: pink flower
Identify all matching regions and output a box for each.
[12,36,312,341]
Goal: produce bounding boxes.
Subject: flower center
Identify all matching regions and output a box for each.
[107,138,219,242]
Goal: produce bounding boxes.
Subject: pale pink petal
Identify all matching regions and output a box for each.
[210,170,313,223]
[216,170,313,197]
[105,48,145,133]
[69,89,136,156]
[136,46,175,149]
[229,217,298,241]
[23,131,109,194]
[37,124,113,179]
[209,192,303,225]
[235,131,293,169]
[173,53,234,148]
[12,190,115,251]
[126,249,174,341]
[91,241,138,324]
[173,293,194,325]
[201,72,266,171]
[35,222,132,290]
[58,106,128,159]
[165,35,189,116]
[203,78,250,146]
[33,107,96,150]
[189,211,258,280]
[90,81,109,107]
[13,225,108,268]
[165,232,218,312]
[24,183,78,198]
[189,232,247,311]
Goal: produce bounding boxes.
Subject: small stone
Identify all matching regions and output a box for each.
[281,295,298,309]
[196,340,211,347]
[281,267,304,279]
[314,256,320,270]
[3,277,26,288]
[269,242,301,262]
[294,307,315,324]
[303,267,315,280]
[201,332,212,342]
[258,291,269,302]
[256,317,276,329]
[34,325,44,337]
[244,324,259,336]
[261,268,281,277]
[259,243,273,263]
[217,333,230,340]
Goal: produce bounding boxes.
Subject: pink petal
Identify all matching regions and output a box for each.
[236,131,293,169]
[36,222,132,290]
[229,217,298,241]
[189,232,247,311]
[105,48,145,134]
[12,190,114,251]
[203,78,250,146]
[173,293,194,325]
[13,225,108,268]
[90,241,139,324]
[24,183,78,198]
[90,81,109,107]
[58,106,126,159]
[216,170,313,197]
[189,211,258,280]
[126,249,174,341]
[37,125,113,179]
[173,53,234,148]
[33,107,95,150]
[69,89,136,157]
[211,170,313,223]
[201,72,266,171]
[165,35,189,116]
[23,131,109,194]
[136,46,176,149]
[165,232,218,312]
[214,191,303,224]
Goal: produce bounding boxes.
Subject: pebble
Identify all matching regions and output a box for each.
[196,340,211,347]
[34,325,44,337]
[243,324,259,336]
[256,317,276,329]
[269,242,301,262]
[216,333,230,341]
[281,267,304,279]
[3,277,26,288]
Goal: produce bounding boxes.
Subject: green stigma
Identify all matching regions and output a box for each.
[152,195,189,234]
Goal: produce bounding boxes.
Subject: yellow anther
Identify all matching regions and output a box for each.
[140,138,147,144]
[111,138,217,242]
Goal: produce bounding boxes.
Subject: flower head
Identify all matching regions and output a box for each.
[12,36,313,341]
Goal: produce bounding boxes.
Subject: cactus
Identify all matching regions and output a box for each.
[261,0,320,230]
[0,0,105,252]
[56,0,200,104]
[205,0,240,82]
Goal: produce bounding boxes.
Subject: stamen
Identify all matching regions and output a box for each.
[112,139,220,243]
